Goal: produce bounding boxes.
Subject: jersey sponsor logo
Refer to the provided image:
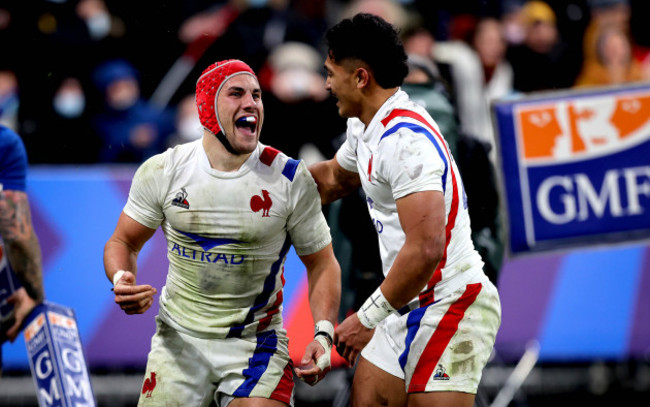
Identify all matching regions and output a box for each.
[171,187,190,209]
[142,371,156,398]
[433,364,450,380]
[170,243,245,264]
[250,189,272,217]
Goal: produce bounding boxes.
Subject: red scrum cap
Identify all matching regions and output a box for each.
[196,59,257,137]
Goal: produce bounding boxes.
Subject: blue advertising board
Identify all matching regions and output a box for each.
[493,83,650,255]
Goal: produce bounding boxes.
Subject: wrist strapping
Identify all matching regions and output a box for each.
[314,320,334,346]
[314,320,333,371]
[357,286,397,329]
[113,270,127,286]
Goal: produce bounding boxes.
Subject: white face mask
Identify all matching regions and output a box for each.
[86,11,111,40]
[53,91,86,118]
[177,117,203,141]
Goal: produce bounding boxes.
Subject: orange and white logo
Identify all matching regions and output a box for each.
[48,311,77,329]
[24,314,45,341]
[516,91,650,163]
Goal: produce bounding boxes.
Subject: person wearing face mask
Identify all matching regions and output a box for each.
[103,59,341,406]
[166,93,204,148]
[92,59,175,163]
[22,73,101,164]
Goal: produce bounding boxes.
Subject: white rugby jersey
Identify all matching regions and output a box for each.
[336,90,484,310]
[124,140,331,338]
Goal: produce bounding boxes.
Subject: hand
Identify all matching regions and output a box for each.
[334,313,374,366]
[5,287,38,342]
[294,336,331,386]
[113,271,157,315]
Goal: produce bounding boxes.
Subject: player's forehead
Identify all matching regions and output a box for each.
[221,74,260,93]
[324,55,360,74]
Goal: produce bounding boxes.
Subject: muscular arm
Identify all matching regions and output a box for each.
[300,243,341,326]
[0,190,44,302]
[294,243,341,383]
[333,190,446,365]
[308,157,361,205]
[379,190,445,309]
[103,211,158,314]
[104,211,156,282]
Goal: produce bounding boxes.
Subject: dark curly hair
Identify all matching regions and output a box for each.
[326,13,408,89]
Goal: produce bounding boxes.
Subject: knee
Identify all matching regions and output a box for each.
[352,392,389,407]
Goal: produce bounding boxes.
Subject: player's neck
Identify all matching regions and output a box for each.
[359,86,399,127]
[202,133,252,172]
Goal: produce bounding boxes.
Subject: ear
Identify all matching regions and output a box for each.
[355,67,370,89]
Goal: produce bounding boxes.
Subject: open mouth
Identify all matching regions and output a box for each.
[236,116,258,134]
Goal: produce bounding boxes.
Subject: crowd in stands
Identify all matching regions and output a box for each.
[1,0,649,309]
[1,0,648,165]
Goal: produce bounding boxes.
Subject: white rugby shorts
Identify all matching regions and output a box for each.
[138,317,294,406]
[361,272,501,394]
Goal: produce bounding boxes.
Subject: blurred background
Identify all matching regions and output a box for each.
[0,0,649,406]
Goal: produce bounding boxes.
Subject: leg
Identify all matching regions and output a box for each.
[408,391,475,407]
[351,356,407,407]
[229,397,288,407]
[138,318,215,406]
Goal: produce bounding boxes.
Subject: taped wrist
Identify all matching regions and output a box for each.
[357,286,397,329]
[314,320,334,347]
[113,270,127,286]
[314,320,333,372]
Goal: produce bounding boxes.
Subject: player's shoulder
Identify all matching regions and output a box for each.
[380,99,440,139]
[0,125,26,158]
[141,139,201,174]
[256,143,304,183]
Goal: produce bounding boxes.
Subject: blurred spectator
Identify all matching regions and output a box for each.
[402,54,459,155]
[506,0,579,92]
[501,0,527,46]
[26,75,100,164]
[400,22,456,117]
[403,53,504,285]
[260,41,345,161]
[583,0,631,62]
[339,0,409,30]
[0,70,19,132]
[175,0,323,99]
[581,0,650,78]
[177,1,242,45]
[166,93,203,148]
[434,17,514,160]
[574,24,645,87]
[75,0,124,42]
[92,59,175,163]
[402,23,435,59]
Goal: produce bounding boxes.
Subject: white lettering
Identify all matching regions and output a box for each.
[62,348,82,373]
[536,166,650,224]
[537,176,576,224]
[575,171,623,220]
[65,372,90,400]
[623,166,650,215]
[39,376,61,405]
[35,351,53,379]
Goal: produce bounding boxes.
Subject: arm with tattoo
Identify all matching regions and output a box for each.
[0,189,44,302]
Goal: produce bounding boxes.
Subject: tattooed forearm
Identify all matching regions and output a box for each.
[0,190,44,302]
